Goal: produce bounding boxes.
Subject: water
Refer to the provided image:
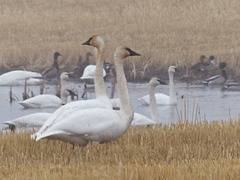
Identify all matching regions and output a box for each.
[0,81,239,130]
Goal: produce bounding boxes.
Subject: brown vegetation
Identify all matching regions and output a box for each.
[1,119,240,179]
[0,0,239,78]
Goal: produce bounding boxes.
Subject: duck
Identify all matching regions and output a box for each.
[41,52,61,81]
[3,112,52,130]
[138,66,179,106]
[201,62,227,85]
[132,77,168,126]
[19,72,71,108]
[69,52,93,79]
[200,55,216,71]
[0,70,42,86]
[32,45,140,146]
[191,55,206,72]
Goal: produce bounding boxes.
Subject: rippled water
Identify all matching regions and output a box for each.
[0,81,239,130]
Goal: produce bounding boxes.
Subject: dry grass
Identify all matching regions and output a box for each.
[1,120,240,179]
[0,0,240,76]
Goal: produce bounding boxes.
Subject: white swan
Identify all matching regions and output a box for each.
[132,77,167,126]
[33,46,140,146]
[138,66,179,106]
[0,70,42,86]
[19,72,70,108]
[31,34,113,140]
[80,65,106,84]
[3,113,52,129]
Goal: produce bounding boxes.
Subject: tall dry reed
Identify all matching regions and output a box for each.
[0,0,239,76]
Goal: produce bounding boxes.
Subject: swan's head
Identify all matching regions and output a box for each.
[114,46,141,59]
[168,66,180,74]
[149,77,168,87]
[82,34,104,50]
[54,52,61,60]
[60,72,69,80]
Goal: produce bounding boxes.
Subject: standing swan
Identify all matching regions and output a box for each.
[138,66,179,106]
[19,72,70,108]
[34,46,140,146]
[32,35,112,140]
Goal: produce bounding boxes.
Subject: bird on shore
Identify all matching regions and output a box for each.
[41,52,61,81]
[191,55,206,72]
[33,45,140,147]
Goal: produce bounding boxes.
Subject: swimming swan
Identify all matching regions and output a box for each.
[138,66,179,106]
[19,72,71,108]
[33,46,140,146]
[0,70,42,86]
[132,77,167,126]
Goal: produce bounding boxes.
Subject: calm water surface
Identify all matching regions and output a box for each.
[0,81,239,130]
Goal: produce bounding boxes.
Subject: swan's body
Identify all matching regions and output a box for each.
[4,113,52,128]
[0,70,42,86]
[33,44,139,146]
[138,66,179,106]
[19,72,70,108]
[80,65,106,84]
[201,62,227,85]
[42,52,61,80]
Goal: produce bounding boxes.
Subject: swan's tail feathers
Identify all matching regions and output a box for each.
[19,101,32,108]
[35,130,70,141]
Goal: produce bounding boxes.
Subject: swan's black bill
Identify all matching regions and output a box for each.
[157,79,168,85]
[175,68,181,72]
[82,37,92,46]
[126,48,141,56]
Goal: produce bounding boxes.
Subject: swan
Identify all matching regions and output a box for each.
[201,62,227,85]
[80,65,106,84]
[138,66,179,106]
[132,77,167,126]
[3,113,52,130]
[41,52,61,80]
[0,70,42,86]
[19,72,71,108]
[33,46,140,146]
[31,34,113,140]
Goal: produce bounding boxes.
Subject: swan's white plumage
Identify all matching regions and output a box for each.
[132,113,156,126]
[138,66,178,106]
[19,72,70,108]
[33,43,138,146]
[80,65,106,84]
[4,113,52,128]
[19,94,63,108]
[0,70,42,86]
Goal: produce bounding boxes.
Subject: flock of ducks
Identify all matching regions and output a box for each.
[0,34,236,147]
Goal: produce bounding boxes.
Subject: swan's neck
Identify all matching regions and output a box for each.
[149,85,160,123]
[60,79,68,104]
[94,47,110,105]
[169,72,176,101]
[114,55,134,123]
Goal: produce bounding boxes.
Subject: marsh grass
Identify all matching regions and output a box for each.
[0,0,240,77]
[1,119,240,179]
